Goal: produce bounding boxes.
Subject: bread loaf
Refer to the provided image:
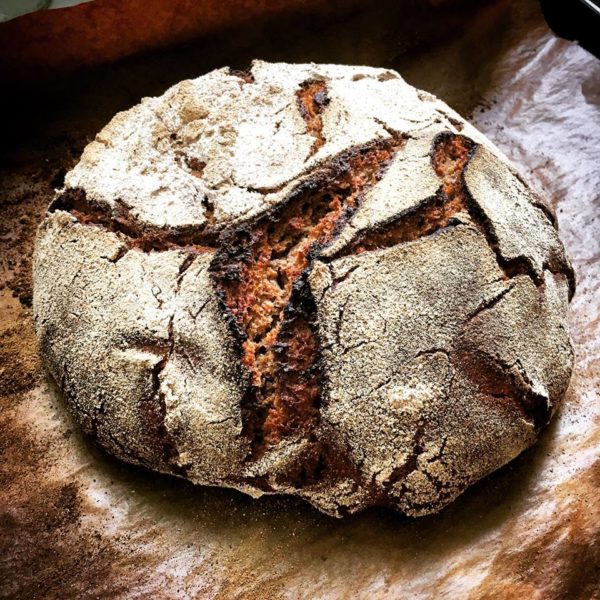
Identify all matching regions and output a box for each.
[32,61,575,516]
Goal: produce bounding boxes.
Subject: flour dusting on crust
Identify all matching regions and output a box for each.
[33,61,574,517]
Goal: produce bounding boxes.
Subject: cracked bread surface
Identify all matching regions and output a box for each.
[32,60,574,517]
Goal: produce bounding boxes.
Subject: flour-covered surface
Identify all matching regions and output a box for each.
[1,0,598,598]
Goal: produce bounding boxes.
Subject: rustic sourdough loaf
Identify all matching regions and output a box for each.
[32,61,575,517]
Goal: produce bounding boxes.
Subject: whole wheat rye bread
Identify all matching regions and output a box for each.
[32,61,575,517]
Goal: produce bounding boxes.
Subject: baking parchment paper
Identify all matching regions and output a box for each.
[1,0,598,598]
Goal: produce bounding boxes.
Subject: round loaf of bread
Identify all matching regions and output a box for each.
[33,61,575,517]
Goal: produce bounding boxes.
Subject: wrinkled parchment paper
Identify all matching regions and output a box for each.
[1,0,598,598]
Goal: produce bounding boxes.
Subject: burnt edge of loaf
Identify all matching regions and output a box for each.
[209,138,404,461]
[450,349,551,431]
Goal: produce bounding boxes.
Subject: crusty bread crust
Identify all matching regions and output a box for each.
[32,61,575,517]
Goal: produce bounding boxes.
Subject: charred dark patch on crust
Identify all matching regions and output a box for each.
[210,139,404,457]
[296,80,330,156]
[264,273,321,444]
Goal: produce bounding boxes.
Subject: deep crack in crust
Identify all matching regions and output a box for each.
[210,139,403,455]
[338,132,474,256]
[33,62,575,517]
